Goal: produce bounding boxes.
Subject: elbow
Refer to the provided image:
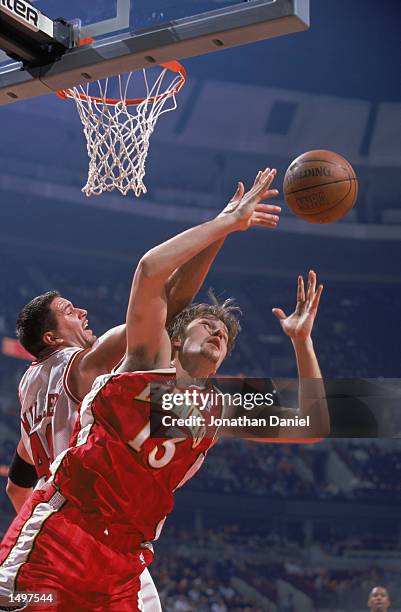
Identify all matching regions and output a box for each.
[137,248,173,283]
[137,255,151,279]
[6,479,31,513]
[6,479,17,502]
[137,253,160,281]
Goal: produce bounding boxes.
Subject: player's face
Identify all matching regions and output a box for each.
[49,297,97,349]
[368,587,390,611]
[180,316,229,375]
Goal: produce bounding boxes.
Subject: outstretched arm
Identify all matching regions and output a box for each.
[243,271,329,443]
[164,183,254,323]
[273,270,328,438]
[165,239,224,324]
[117,169,280,373]
[70,187,263,399]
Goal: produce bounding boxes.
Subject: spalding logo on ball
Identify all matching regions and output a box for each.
[283,150,358,223]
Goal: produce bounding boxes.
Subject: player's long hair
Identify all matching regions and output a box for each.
[167,289,242,355]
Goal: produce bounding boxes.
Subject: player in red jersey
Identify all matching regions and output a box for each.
[8,236,235,507]
[0,168,328,611]
[5,206,270,611]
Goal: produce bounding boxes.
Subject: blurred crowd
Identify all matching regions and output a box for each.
[186,439,401,501]
[151,526,401,611]
[153,553,264,612]
[1,250,400,379]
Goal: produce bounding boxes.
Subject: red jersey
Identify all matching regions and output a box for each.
[49,369,223,543]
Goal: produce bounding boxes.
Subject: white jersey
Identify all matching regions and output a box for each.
[19,347,85,483]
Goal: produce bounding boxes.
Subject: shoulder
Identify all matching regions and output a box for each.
[91,367,176,393]
[29,347,82,367]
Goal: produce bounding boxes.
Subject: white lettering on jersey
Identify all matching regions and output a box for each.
[19,347,84,481]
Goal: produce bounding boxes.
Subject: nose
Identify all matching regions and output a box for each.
[212,328,223,339]
[77,307,87,319]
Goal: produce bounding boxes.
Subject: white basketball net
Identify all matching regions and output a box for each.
[60,64,185,197]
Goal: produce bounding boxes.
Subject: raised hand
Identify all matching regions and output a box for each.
[272,271,323,342]
[218,168,281,231]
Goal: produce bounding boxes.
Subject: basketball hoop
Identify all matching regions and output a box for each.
[57,60,186,197]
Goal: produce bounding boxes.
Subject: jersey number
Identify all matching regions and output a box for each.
[128,423,185,469]
[29,423,54,479]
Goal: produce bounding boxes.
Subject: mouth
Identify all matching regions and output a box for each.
[83,320,92,334]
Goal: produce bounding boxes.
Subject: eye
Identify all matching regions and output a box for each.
[220,330,228,343]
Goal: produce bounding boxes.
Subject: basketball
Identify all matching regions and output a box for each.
[283,150,358,223]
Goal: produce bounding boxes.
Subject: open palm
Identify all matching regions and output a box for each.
[272,271,323,341]
[218,167,281,231]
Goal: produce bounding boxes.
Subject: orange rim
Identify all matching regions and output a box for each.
[56,60,187,106]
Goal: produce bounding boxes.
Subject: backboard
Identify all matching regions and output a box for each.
[0,0,309,105]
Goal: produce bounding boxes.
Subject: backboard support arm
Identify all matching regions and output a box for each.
[0,0,309,105]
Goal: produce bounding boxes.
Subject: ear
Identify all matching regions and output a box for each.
[42,330,63,348]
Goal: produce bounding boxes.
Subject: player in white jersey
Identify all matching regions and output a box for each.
[18,345,87,486]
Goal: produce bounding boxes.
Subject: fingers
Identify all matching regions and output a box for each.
[252,170,264,188]
[253,168,277,194]
[250,216,278,227]
[261,168,277,192]
[310,284,324,312]
[297,275,305,303]
[230,181,245,203]
[252,202,281,229]
[251,200,280,227]
[254,202,281,214]
[248,193,281,228]
[252,210,280,223]
[253,206,280,219]
[272,308,287,321]
[257,188,280,201]
[298,270,321,310]
[306,270,317,302]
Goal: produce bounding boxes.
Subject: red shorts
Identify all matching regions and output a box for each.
[0,485,153,612]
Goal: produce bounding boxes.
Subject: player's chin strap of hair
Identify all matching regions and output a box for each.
[8,451,38,488]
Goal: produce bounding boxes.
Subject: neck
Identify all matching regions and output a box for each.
[173,358,214,388]
[36,347,59,360]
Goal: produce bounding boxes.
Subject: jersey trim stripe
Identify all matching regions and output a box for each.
[0,496,63,598]
[29,350,61,367]
[62,348,88,405]
[48,373,114,484]
[49,370,176,485]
